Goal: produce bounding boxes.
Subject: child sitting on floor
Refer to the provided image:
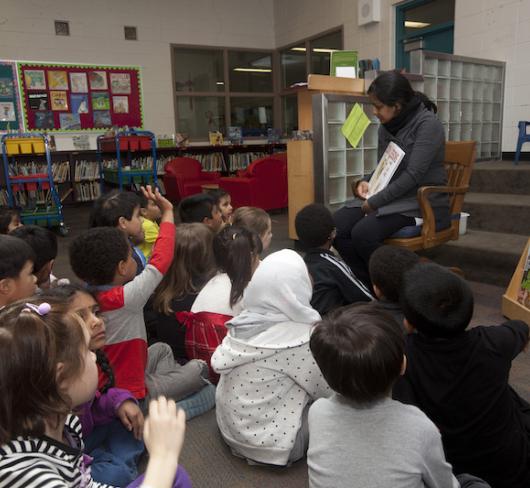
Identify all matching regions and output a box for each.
[231,206,273,251]
[90,190,147,274]
[137,191,162,261]
[295,204,373,316]
[368,245,420,329]
[0,299,191,488]
[210,188,233,225]
[70,186,214,418]
[38,284,145,487]
[0,234,37,308]
[0,207,22,234]
[148,223,216,359]
[178,193,223,231]
[394,262,530,488]
[308,303,468,488]
[212,249,330,466]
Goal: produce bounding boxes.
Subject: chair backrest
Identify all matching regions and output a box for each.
[443,140,476,219]
[164,157,202,178]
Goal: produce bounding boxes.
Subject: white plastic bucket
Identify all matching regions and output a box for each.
[459,212,470,235]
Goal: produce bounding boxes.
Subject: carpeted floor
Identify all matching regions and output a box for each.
[52,205,529,487]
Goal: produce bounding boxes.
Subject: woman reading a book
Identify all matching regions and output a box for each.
[333,70,449,286]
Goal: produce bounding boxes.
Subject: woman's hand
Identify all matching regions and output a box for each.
[117,400,144,440]
[361,200,375,214]
[354,181,370,200]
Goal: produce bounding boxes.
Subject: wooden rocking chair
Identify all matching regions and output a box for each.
[384,140,476,252]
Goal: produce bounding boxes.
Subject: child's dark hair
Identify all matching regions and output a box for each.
[214,225,263,307]
[0,234,36,280]
[401,262,474,337]
[368,245,420,303]
[0,207,20,234]
[310,303,404,403]
[135,190,149,209]
[10,225,58,275]
[89,190,140,228]
[0,299,87,444]
[295,204,335,249]
[368,70,437,113]
[37,284,115,394]
[178,193,216,224]
[69,227,130,285]
[209,188,229,207]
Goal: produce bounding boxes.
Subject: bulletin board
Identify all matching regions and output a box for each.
[17,62,144,131]
[0,61,23,131]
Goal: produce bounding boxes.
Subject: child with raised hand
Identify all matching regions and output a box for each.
[70,186,210,411]
[0,234,37,308]
[209,188,233,225]
[136,191,162,261]
[90,190,147,274]
[295,203,373,316]
[0,299,191,488]
[394,262,530,488]
[38,284,145,487]
[231,206,272,251]
[0,207,22,234]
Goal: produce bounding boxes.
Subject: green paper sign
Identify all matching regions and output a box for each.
[341,103,370,148]
[0,62,21,131]
[330,50,358,77]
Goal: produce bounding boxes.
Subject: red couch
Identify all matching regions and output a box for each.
[219,154,287,211]
[163,157,220,202]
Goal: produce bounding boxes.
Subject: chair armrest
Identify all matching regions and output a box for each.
[417,185,469,241]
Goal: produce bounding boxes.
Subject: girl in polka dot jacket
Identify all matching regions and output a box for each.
[212,249,331,466]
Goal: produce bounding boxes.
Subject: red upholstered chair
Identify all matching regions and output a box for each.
[163,157,220,202]
[219,154,287,210]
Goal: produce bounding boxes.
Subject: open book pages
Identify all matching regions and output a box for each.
[367,141,405,198]
[517,246,530,309]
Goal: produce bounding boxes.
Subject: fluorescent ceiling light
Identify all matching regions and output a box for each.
[290,47,338,53]
[233,68,272,73]
[216,81,225,85]
[291,47,306,52]
[405,21,431,28]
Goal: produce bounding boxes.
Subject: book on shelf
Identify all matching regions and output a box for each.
[366,142,405,198]
[517,246,530,309]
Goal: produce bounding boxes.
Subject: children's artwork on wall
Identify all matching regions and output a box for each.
[59,113,81,130]
[18,62,143,131]
[50,91,68,111]
[89,71,108,90]
[47,70,69,90]
[71,94,89,114]
[92,92,110,111]
[0,102,16,121]
[70,72,88,93]
[24,70,46,90]
[34,111,54,129]
[110,73,131,94]
[28,92,49,110]
[0,61,23,130]
[93,110,111,128]
[0,78,13,97]
[112,96,129,113]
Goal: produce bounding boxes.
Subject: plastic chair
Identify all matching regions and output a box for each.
[514,121,530,165]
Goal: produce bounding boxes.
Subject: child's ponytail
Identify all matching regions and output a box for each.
[214,226,263,308]
[96,349,115,393]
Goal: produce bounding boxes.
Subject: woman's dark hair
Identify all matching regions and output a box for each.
[214,225,263,307]
[368,70,437,113]
[37,284,115,394]
[310,303,404,403]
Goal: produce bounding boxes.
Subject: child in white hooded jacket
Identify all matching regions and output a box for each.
[211,249,331,466]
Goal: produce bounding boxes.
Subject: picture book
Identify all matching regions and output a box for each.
[24,70,46,90]
[34,111,54,129]
[28,92,49,110]
[366,141,405,198]
[0,78,13,97]
[92,92,110,111]
[228,126,243,144]
[70,72,88,93]
[517,246,530,309]
[93,110,111,128]
[47,71,69,90]
[112,96,129,114]
[71,94,89,114]
[59,113,81,130]
[0,102,15,121]
[50,91,69,111]
[89,71,108,90]
[209,131,224,146]
[110,73,131,94]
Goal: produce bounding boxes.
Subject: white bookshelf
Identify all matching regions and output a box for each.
[411,50,505,160]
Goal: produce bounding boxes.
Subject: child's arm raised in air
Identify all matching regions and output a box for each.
[123,186,175,310]
[140,397,188,488]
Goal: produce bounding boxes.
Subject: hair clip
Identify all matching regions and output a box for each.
[22,302,51,316]
[232,233,238,240]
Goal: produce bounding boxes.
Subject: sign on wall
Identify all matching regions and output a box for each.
[0,61,23,131]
